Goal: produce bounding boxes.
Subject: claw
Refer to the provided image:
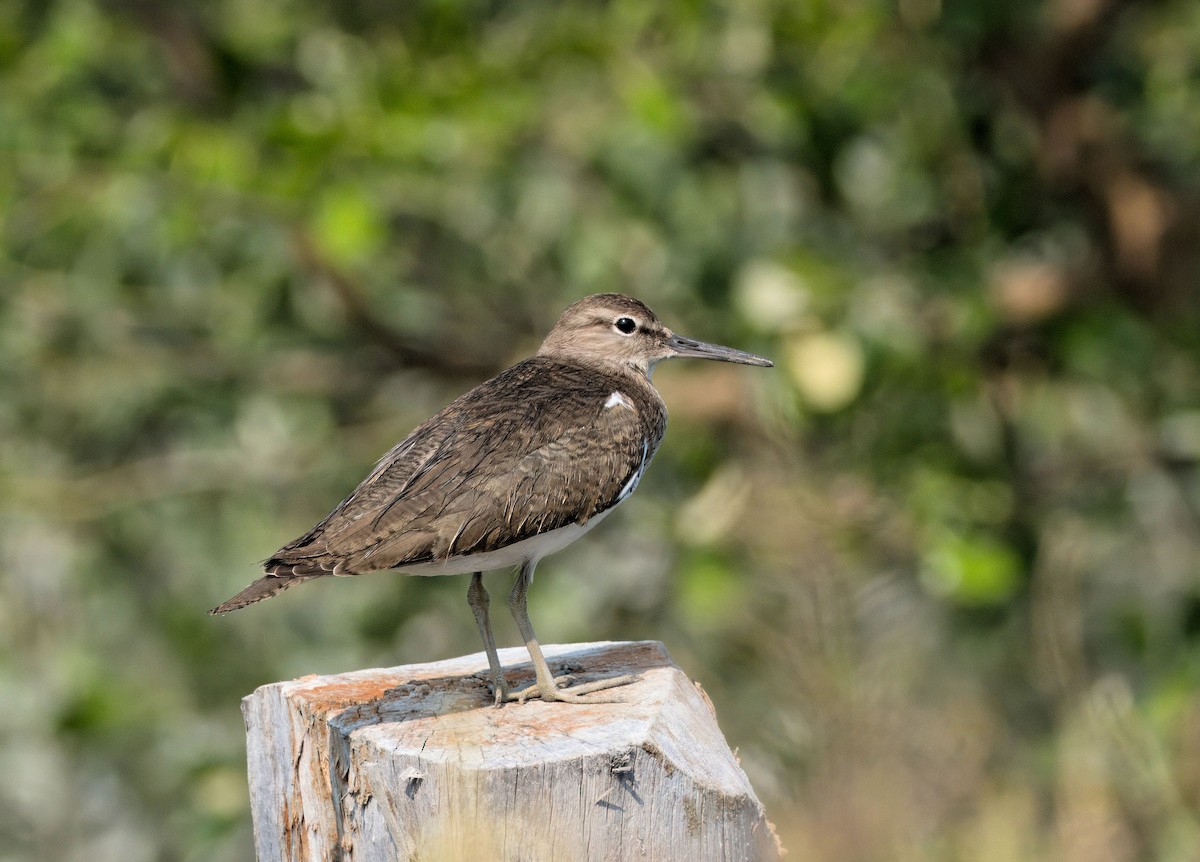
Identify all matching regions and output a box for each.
[491,679,509,707]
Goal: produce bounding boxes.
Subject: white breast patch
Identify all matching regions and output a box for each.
[604,391,633,410]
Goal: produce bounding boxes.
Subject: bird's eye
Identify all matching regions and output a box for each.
[614,317,637,335]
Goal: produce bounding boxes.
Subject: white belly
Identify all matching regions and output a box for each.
[396,509,614,577]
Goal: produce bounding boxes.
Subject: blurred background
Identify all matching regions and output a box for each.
[3,0,1200,859]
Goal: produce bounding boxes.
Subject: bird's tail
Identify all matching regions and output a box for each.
[209,574,312,614]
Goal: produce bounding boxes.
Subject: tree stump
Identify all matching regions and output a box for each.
[242,640,782,861]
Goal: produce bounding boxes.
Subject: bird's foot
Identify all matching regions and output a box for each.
[504,673,640,705]
[490,679,508,707]
[476,672,512,707]
[503,674,574,704]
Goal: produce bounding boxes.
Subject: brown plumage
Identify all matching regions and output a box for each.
[213,294,771,704]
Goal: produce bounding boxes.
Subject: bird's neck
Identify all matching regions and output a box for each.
[537,349,655,385]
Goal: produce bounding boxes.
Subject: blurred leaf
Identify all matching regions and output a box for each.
[921,530,1022,607]
[308,182,385,268]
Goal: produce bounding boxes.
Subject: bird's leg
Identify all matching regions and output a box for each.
[505,560,639,704]
[467,570,579,704]
[466,572,509,706]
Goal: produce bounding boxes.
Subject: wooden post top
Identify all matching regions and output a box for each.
[243,641,783,861]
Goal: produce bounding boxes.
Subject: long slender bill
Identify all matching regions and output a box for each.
[666,333,773,367]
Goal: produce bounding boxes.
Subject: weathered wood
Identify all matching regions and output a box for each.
[243,640,782,861]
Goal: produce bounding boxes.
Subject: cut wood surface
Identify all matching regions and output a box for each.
[242,640,782,861]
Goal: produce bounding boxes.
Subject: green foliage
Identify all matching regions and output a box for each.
[3,0,1200,859]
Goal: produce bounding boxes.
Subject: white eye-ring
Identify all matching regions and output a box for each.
[614,316,637,335]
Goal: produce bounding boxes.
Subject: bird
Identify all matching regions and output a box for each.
[212,294,772,704]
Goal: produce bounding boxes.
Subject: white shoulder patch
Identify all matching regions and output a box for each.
[604,391,633,410]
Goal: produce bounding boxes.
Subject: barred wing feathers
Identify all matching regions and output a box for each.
[211,359,664,613]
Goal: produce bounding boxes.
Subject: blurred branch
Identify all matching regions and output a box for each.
[291,231,503,381]
[104,0,307,106]
[102,0,219,104]
[981,0,1200,317]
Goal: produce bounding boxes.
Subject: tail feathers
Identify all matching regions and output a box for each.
[209,574,312,614]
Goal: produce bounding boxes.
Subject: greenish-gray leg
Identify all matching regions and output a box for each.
[505,560,638,704]
[466,571,509,706]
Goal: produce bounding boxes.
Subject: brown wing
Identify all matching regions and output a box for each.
[211,359,664,614]
[272,358,661,575]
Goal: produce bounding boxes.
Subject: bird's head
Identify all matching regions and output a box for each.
[537,293,773,377]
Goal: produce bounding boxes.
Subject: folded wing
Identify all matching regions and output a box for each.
[267,359,659,577]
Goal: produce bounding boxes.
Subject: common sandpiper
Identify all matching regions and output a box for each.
[213,294,772,704]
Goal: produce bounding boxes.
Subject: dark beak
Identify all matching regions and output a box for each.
[666,333,774,367]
